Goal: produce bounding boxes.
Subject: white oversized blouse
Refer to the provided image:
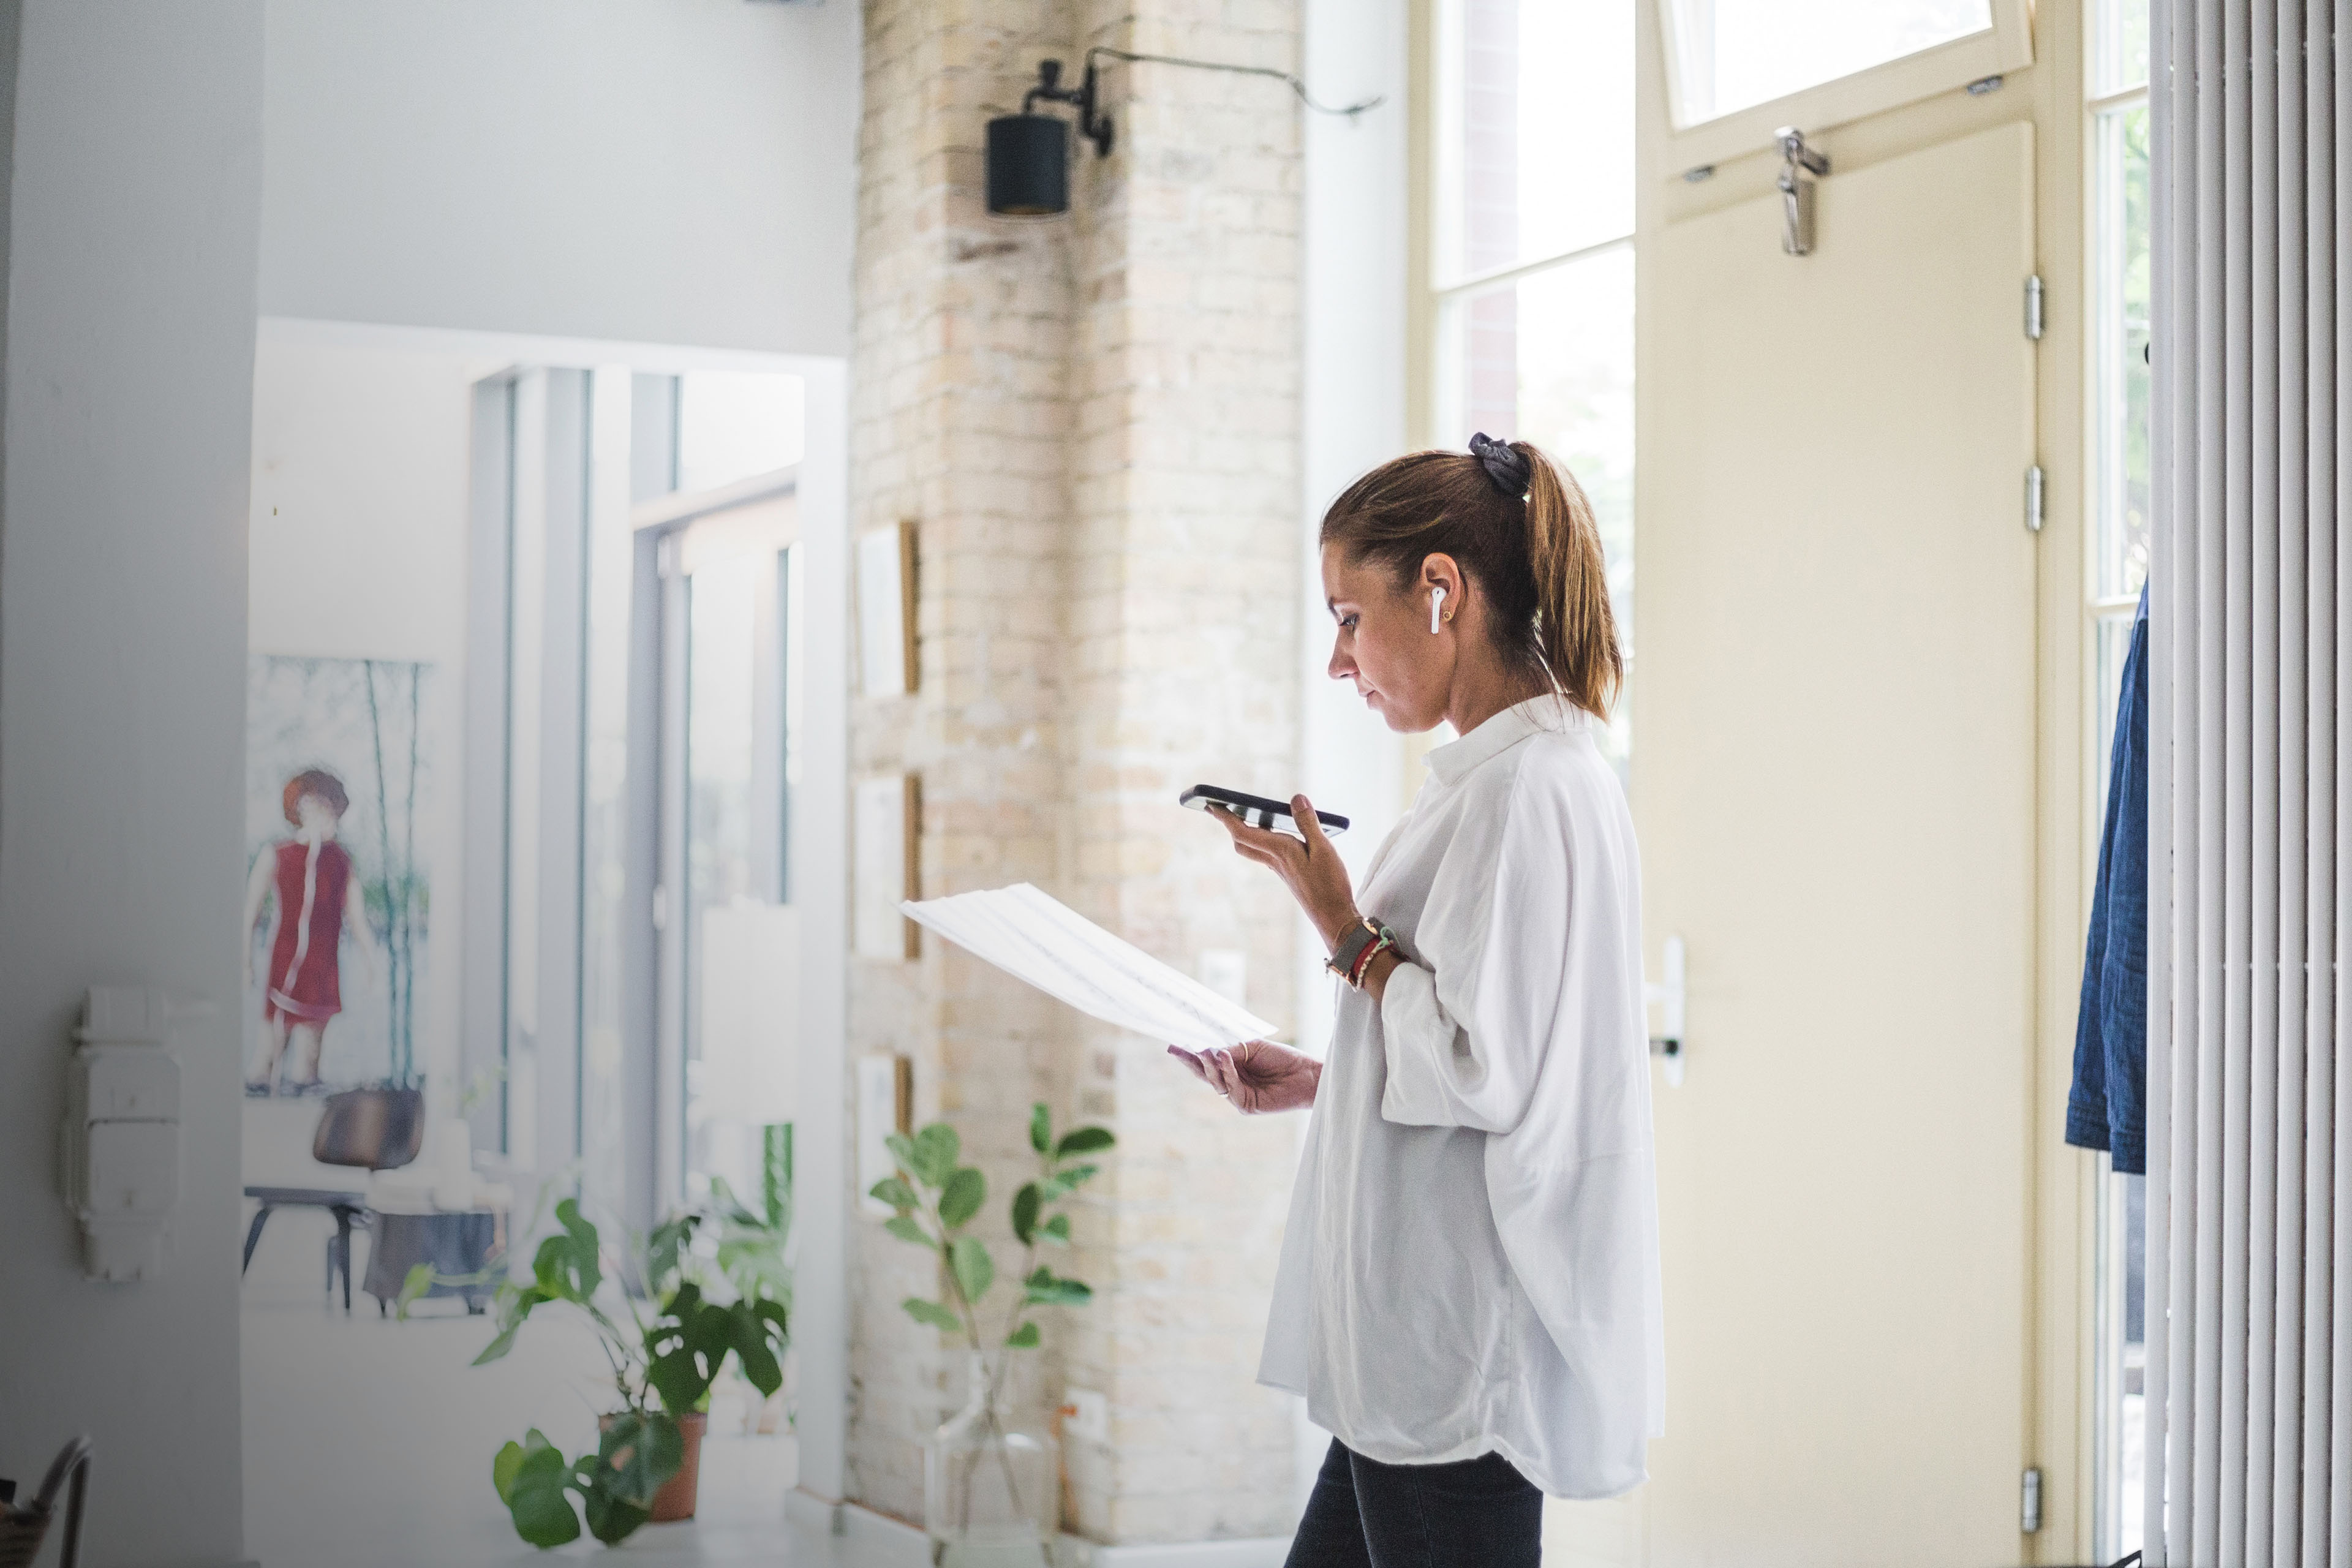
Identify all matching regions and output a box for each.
[1257,697,1665,1499]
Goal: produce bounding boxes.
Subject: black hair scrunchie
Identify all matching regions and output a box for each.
[1468,431,1531,499]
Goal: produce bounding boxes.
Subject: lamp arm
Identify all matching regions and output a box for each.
[1082,45,1384,118]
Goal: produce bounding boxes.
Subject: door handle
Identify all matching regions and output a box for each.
[1776,127,1831,257]
[1646,935,1687,1087]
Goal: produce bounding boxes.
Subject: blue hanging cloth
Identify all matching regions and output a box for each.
[2067,585,2149,1173]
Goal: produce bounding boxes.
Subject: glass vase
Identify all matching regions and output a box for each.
[925,1352,1058,1567]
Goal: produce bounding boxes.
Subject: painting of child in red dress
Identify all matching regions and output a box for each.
[244,767,377,1095]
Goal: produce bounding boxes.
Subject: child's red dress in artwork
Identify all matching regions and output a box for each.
[264,837,354,1023]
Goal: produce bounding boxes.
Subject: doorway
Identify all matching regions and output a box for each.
[239,321,853,1562]
[1625,0,2049,1563]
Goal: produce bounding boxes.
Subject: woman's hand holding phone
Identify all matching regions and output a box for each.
[1207,793,1360,949]
[1167,1040,1322,1114]
[1179,791,1359,1114]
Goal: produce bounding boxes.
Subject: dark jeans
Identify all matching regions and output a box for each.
[1284,1438,1543,1568]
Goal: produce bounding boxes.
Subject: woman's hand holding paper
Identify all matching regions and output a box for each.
[1168,1039,1321,1114]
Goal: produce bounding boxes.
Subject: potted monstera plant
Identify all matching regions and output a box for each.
[872,1103,1112,1564]
[476,1199,788,1548]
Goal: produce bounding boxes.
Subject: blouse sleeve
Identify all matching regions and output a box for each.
[1377,757,1575,1134]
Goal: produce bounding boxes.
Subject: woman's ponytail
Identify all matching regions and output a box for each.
[1515,442,1623,718]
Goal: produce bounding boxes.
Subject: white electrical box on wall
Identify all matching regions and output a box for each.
[60,986,183,1282]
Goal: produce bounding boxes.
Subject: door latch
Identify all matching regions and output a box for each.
[1776,127,1831,256]
[1646,935,1687,1087]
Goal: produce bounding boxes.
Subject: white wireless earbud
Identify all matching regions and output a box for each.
[1430,585,1447,635]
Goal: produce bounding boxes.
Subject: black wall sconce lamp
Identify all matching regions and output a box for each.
[986,47,1382,217]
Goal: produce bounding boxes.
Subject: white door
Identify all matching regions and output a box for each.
[1626,3,2041,1563]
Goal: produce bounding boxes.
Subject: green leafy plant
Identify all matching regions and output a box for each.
[473,1199,788,1547]
[872,1104,1113,1365]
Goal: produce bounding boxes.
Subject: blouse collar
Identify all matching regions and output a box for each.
[1424,695,1588,786]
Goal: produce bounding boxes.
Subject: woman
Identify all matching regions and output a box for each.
[1182,435,1662,1567]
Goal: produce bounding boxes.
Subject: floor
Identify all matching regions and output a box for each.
[239,1195,1630,1566]
[239,1201,897,1567]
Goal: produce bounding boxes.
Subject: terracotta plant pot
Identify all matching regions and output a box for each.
[597,1411,707,1524]
[647,1412,706,1523]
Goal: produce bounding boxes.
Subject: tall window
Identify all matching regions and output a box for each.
[1430,0,1636,761]
[2088,0,2149,1556]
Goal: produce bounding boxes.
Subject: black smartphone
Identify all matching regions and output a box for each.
[1180,785,1348,840]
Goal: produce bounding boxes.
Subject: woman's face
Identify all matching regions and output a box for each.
[1322,543,1459,733]
[295,794,342,836]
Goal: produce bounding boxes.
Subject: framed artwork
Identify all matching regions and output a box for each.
[856,519,918,696]
[853,772,920,960]
[243,655,434,1096]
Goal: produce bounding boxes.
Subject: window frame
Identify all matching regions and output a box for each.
[2081,6,2147,1559]
[1417,0,1640,446]
[1655,0,2036,170]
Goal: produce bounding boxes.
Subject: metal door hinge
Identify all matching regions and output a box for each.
[2020,1466,2043,1532]
[2026,466,2046,533]
[2026,275,2045,340]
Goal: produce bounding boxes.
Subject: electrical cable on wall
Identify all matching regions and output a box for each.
[986,48,1384,216]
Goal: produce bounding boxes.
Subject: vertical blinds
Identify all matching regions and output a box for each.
[2148,2,2349,1562]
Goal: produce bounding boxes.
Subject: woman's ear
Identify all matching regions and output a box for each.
[1420,554,1464,623]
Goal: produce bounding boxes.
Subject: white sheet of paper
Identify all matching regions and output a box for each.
[900,883,1278,1054]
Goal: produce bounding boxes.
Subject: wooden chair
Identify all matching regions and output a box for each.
[241,1085,424,1310]
[0,1436,91,1568]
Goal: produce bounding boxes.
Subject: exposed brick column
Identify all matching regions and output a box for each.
[848,0,1081,1520]
[848,0,1305,1544]
[1060,0,1305,1543]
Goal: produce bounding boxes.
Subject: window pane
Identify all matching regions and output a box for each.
[1442,245,1635,763]
[1665,0,1993,127]
[676,371,804,494]
[2094,610,2137,800]
[2094,0,2150,97]
[1442,0,1634,285]
[2095,105,2151,600]
[2117,1170,2146,1561]
[684,562,760,1199]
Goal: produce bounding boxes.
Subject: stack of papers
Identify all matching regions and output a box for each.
[901,883,1278,1054]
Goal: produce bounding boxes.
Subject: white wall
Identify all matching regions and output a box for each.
[1298,0,1410,1523]
[245,327,493,1146]
[1299,0,1412,1043]
[0,2,265,1563]
[258,0,859,356]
